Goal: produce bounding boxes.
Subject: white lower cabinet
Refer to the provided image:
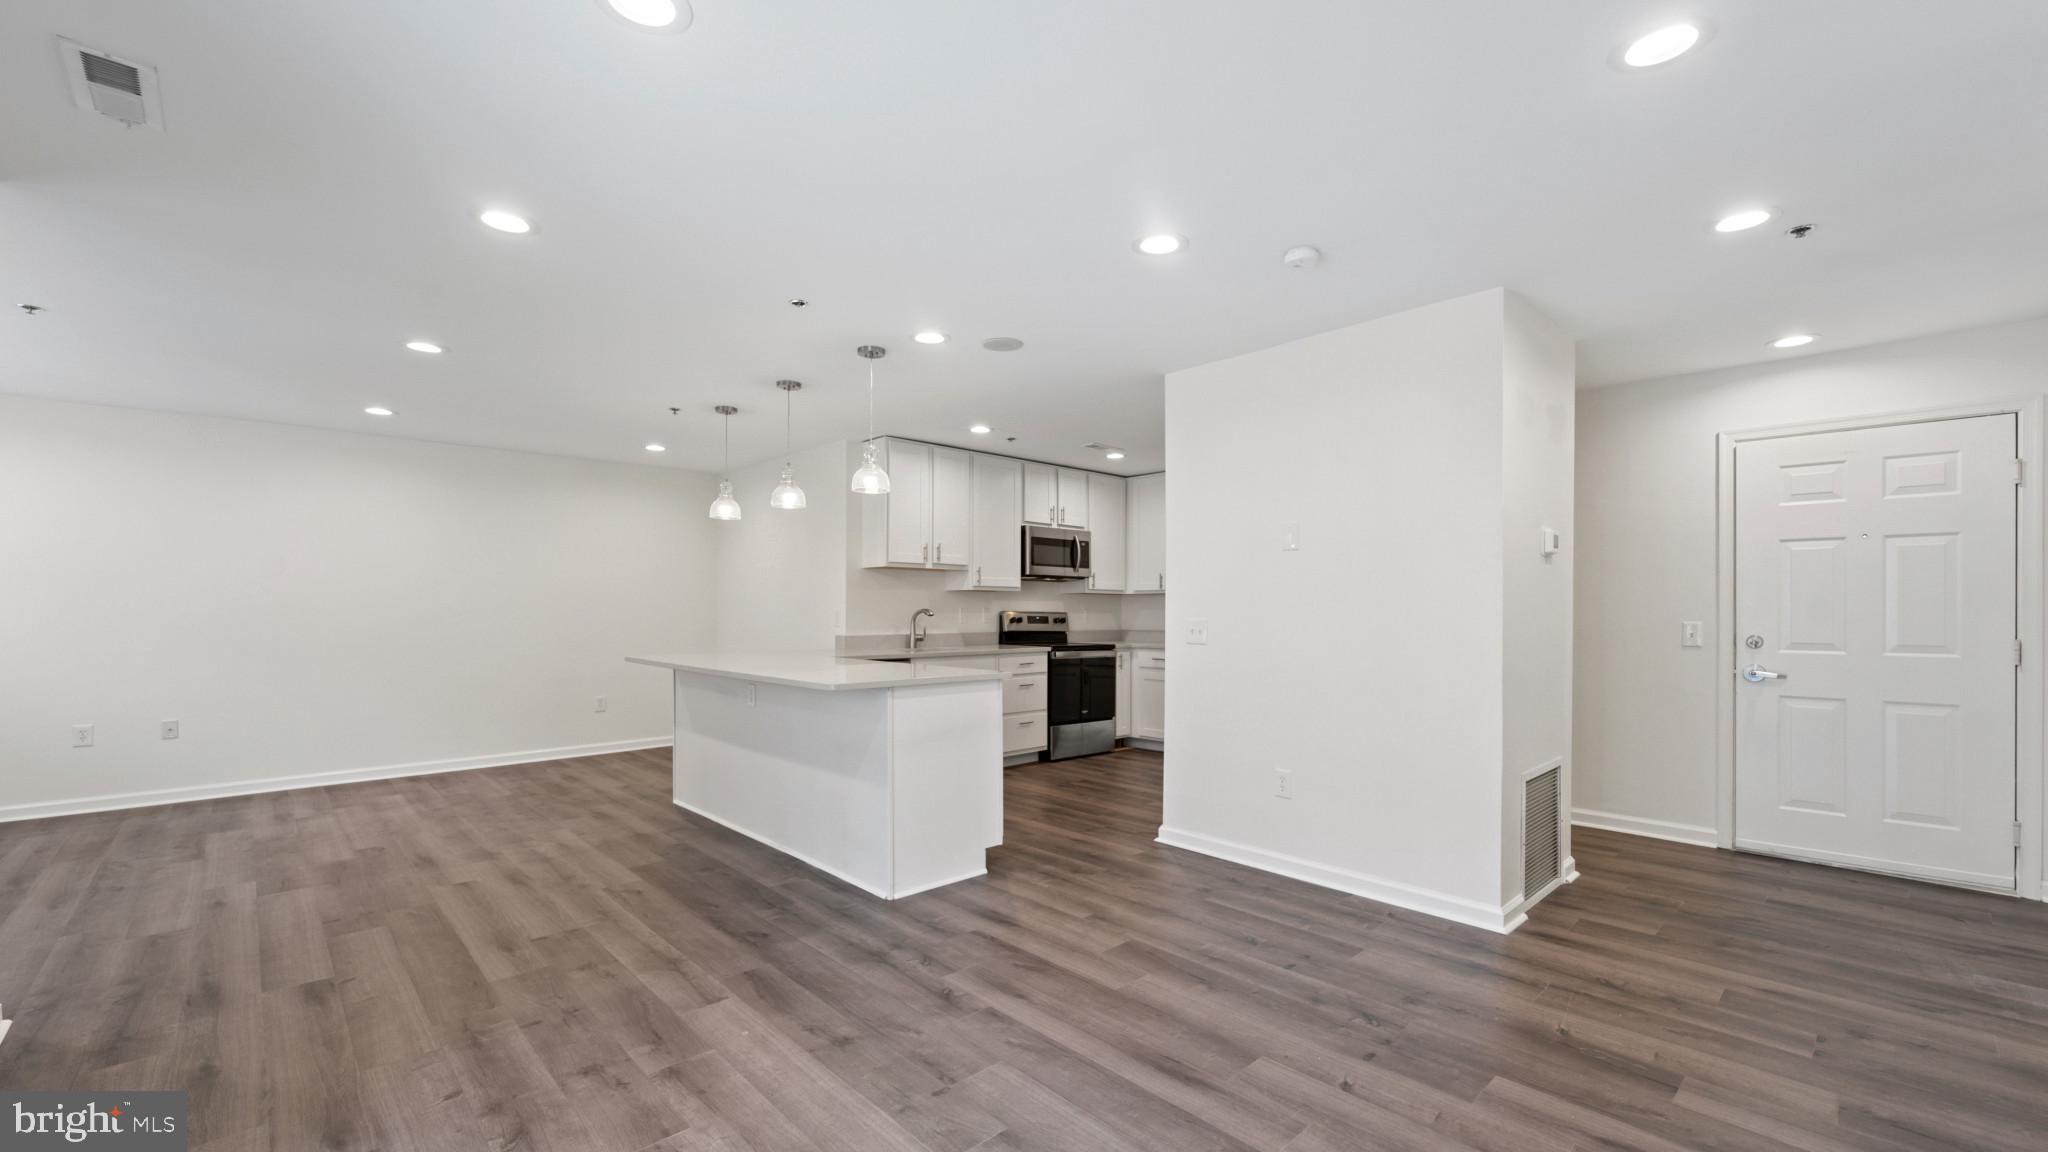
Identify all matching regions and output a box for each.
[1132,648,1165,741]
[1114,650,1132,739]
[1004,712,1047,755]
[910,652,1046,756]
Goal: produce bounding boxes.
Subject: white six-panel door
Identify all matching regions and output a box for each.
[1734,414,2018,890]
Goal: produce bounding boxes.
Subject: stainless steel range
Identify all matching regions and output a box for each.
[998,610,1116,760]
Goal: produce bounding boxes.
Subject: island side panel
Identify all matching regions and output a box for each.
[888,679,1004,897]
[671,670,894,898]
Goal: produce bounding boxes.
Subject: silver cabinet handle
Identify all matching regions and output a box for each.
[936,542,942,562]
[922,543,928,563]
[976,566,982,584]
[1739,664,1786,682]
[1018,719,1035,726]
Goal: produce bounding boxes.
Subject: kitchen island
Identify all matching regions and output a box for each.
[626,652,1003,899]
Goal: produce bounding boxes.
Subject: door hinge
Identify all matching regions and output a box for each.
[2010,458,2024,486]
[2015,638,2024,667]
[2016,821,2025,848]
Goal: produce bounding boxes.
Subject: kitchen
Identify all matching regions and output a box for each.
[633,431,1168,899]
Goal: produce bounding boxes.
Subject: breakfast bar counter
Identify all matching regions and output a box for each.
[627,652,1003,898]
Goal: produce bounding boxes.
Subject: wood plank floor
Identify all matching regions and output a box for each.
[3,747,2046,1151]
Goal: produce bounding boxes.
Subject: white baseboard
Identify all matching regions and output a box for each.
[1123,737,1165,752]
[1155,825,1525,933]
[1571,807,1719,847]
[0,737,674,824]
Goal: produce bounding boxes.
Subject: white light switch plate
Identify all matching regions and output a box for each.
[1280,522,1301,551]
[1681,621,1703,648]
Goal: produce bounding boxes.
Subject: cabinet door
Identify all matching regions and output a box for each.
[885,441,934,565]
[1022,462,1058,527]
[1134,651,1165,740]
[930,447,971,568]
[969,453,1022,589]
[1086,473,1126,592]
[1126,472,1166,592]
[1056,468,1090,529]
[1114,651,1132,738]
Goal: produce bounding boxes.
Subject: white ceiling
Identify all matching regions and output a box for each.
[5,1,2046,475]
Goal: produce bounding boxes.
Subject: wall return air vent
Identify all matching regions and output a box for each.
[60,38,164,129]
[1523,762,1562,892]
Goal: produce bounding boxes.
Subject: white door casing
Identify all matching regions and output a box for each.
[1734,414,2018,890]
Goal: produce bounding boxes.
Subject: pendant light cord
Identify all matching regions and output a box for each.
[867,362,876,446]
[723,409,730,476]
[785,385,793,467]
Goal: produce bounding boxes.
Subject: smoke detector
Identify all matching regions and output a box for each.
[59,39,163,129]
[1283,245,1323,269]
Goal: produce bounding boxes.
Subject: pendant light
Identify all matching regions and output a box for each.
[769,380,807,510]
[707,404,742,520]
[849,344,891,495]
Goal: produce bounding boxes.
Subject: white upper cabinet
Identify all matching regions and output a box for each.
[1084,472,1126,592]
[948,453,1022,590]
[1056,468,1089,529]
[930,446,971,568]
[860,437,968,569]
[1022,462,1058,527]
[1126,472,1165,593]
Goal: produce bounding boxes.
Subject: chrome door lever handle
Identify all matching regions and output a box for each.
[1739,664,1787,683]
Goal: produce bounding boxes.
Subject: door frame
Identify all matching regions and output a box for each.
[1714,396,2045,901]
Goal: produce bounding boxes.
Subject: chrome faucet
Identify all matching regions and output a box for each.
[910,608,935,651]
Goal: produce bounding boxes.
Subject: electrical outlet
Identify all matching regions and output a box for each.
[595,695,608,713]
[160,720,180,740]
[746,683,757,707]
[1185,618,1209,645]
[1280,522,1301,551]
[1681,621,1703,648]
[72,724,94,748]
[1275,769,1292,799]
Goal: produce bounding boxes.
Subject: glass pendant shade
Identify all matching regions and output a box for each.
[850,441,890,494]
[770,380,806,510]
[769,467,807,509]
[706,404,741,521]
[849,346,891,494]
[708,479,742,520]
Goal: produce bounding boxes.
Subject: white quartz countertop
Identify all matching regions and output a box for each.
[848,644,1050,659]
[627,652,1004,692]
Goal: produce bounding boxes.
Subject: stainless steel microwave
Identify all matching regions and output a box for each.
[1021,525,1091,580]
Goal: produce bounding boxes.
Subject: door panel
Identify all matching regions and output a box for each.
[1734,414,2017,890]
[931,446,971,567]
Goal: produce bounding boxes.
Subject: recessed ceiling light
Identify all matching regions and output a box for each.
[1105,452,1126,460]
[982,337,1024,352]
[1135,233,1186,256]
[913,331,947,345]
[1772,334,1816,349]
[602,0,689,29]
[405,340,443,354]
[969,424,991,435]
[479,209,532,234]
[1623,24,1700,67]
[1715,209,1773,233]
[644,443,667,452]
[364,406,394,417]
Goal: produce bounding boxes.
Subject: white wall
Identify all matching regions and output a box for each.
[0,395,718,819]
[1163,288,1545,927]
[1575,315,2048,855]
[1499,294,1577,903]
[712,440,849,650]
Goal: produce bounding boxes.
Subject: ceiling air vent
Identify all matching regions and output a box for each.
[60,38,163,129]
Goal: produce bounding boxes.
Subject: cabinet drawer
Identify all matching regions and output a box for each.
[1002,672,1047,713]
[998,653,1048,675]
[1133,649,1166,669]
[914,655,998,672]
[1004,711,1048,754]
